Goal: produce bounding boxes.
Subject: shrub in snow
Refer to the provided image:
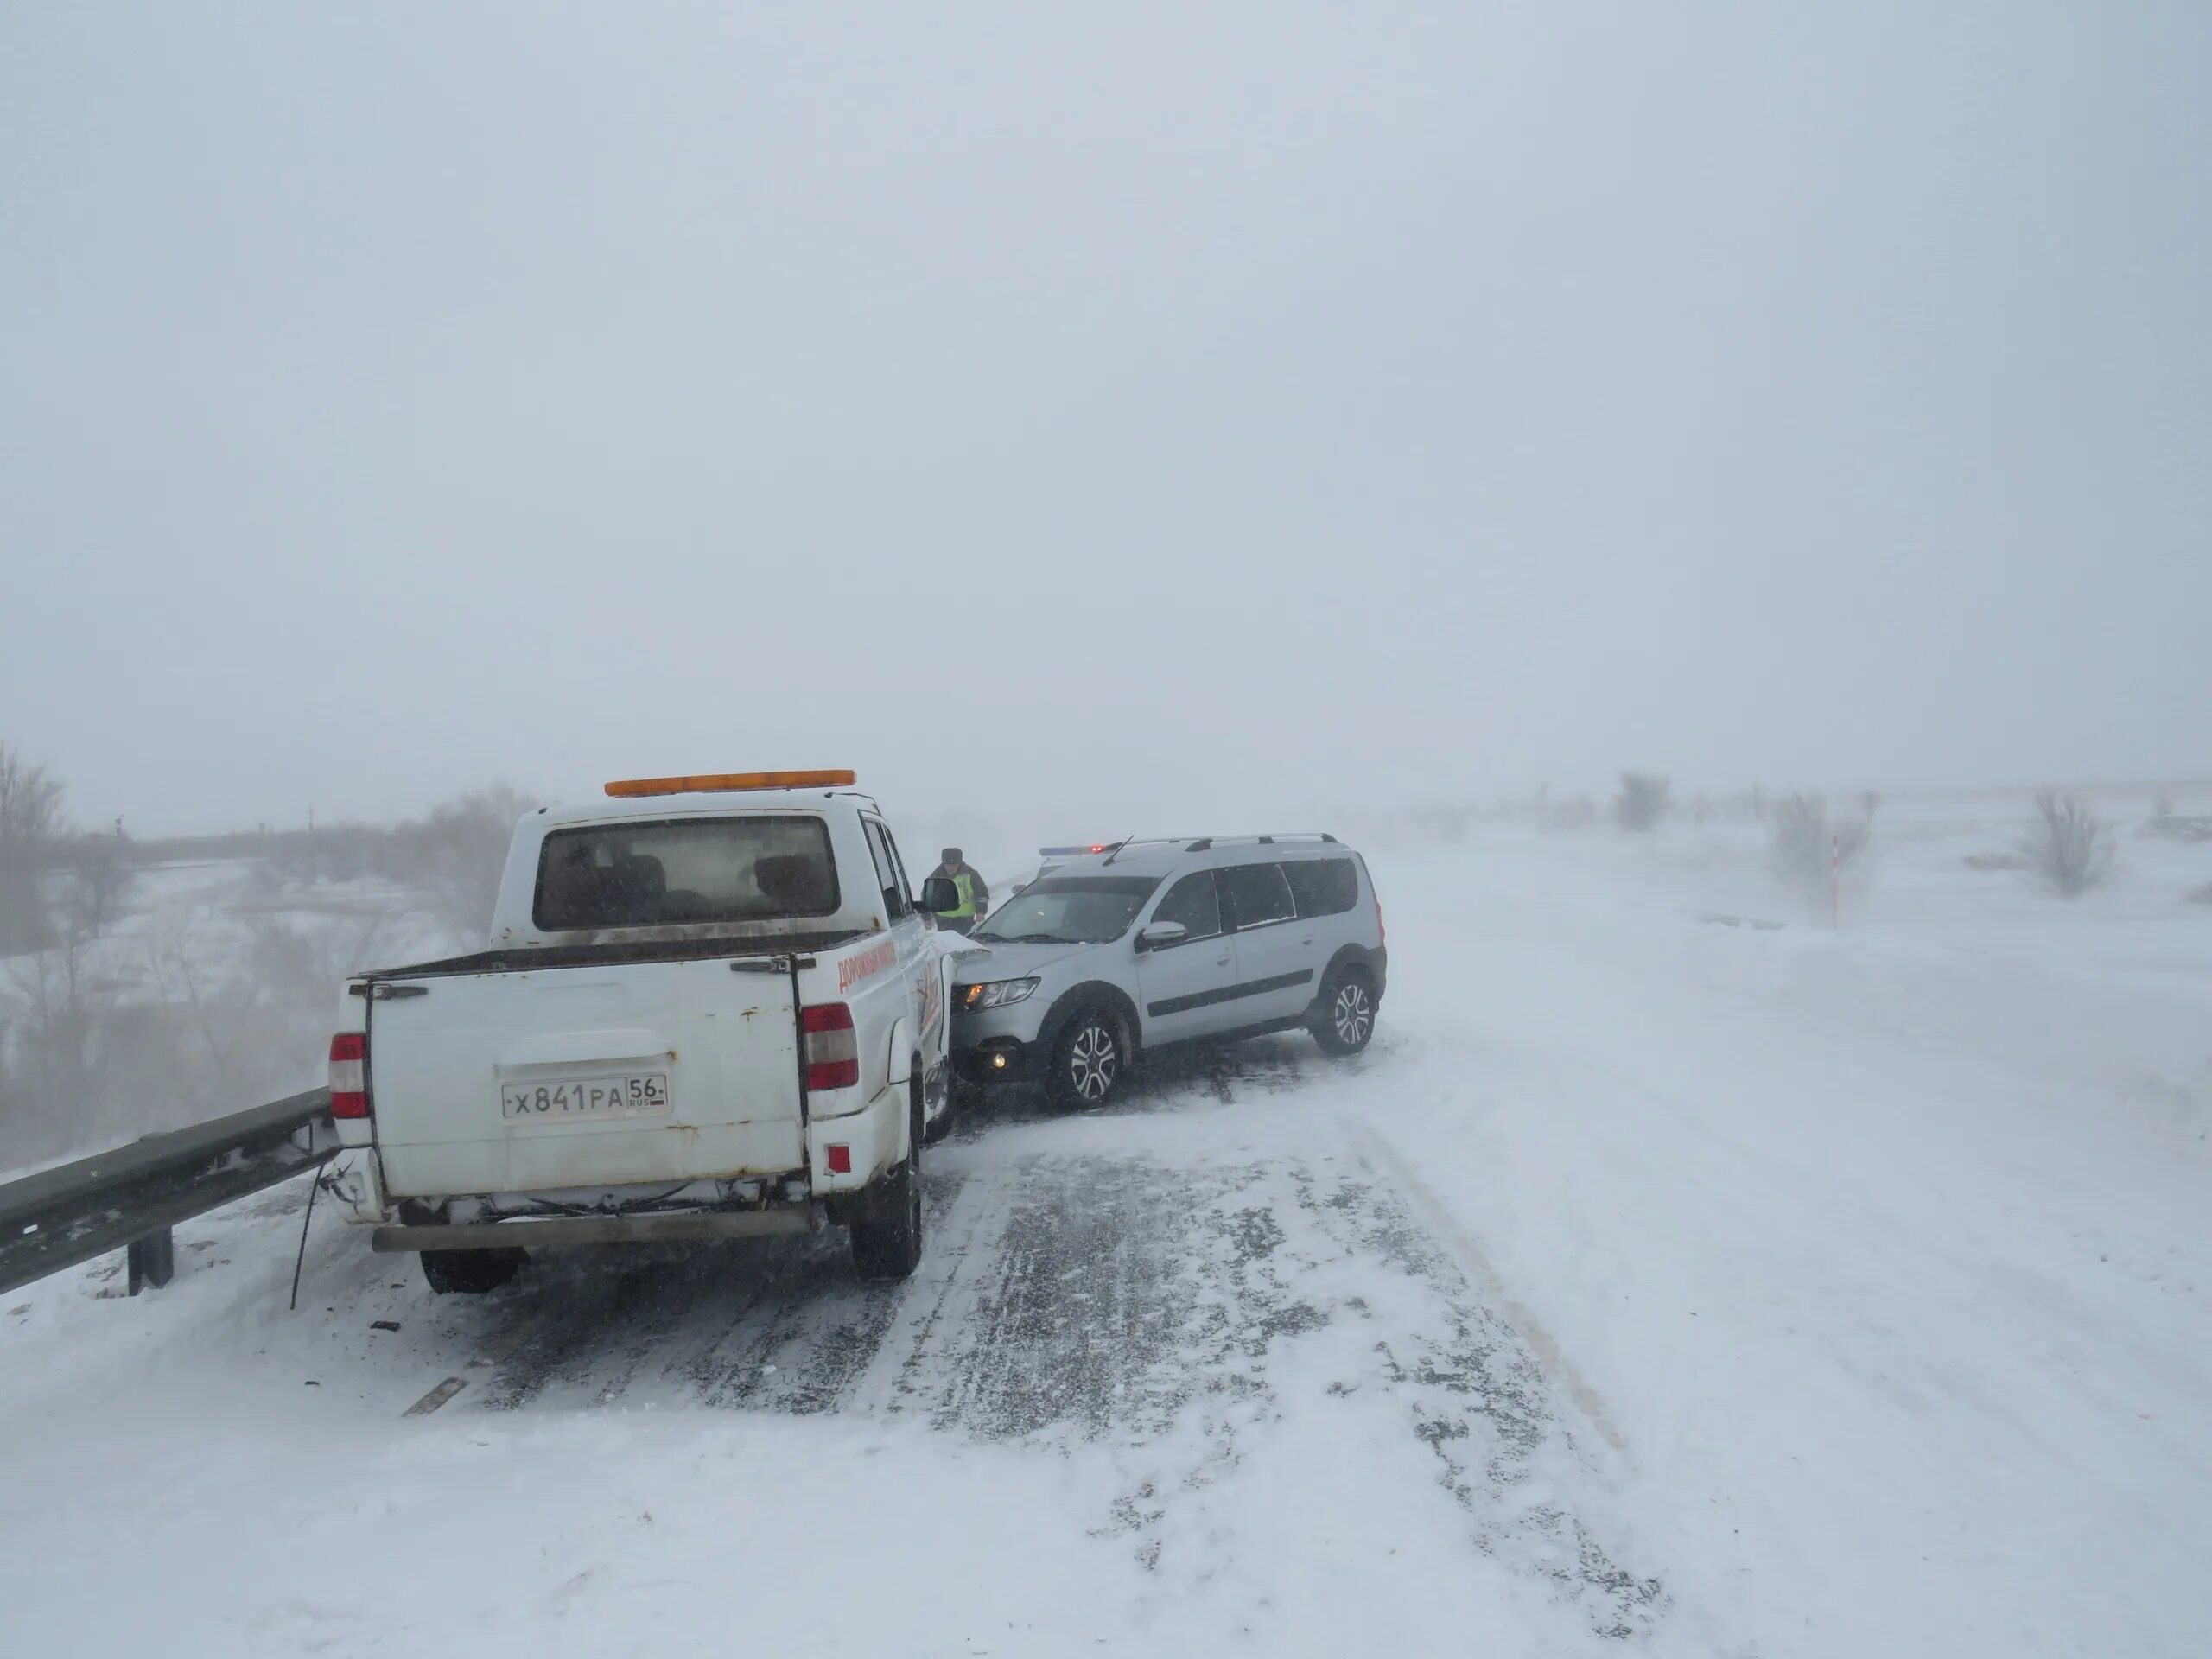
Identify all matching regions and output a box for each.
[1545,798,1599,832]
[1613,772,1671,833]
[2144,813,2212,844]
[2018,791,2112,899]
[1767,792,1875,902]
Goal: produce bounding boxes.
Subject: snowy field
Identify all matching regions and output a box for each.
[1,857,465,1173]
[3,807,2208,1656]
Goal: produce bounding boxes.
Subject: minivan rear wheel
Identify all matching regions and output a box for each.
[1049,1008,1125,1110]
[1310,964,1377,1057]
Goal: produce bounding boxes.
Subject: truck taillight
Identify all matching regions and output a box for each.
[801,1003,858,1091]
[1376,894,1386,944]
[329,1032,370,1119]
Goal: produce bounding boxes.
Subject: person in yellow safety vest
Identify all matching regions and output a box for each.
[931,847,989,936]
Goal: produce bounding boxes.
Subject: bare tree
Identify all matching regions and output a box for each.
[395,783,539,939]
[142,919,262,1105]
[0,743,65,954]
[1613,772,1671,833]
[61,830,136,941]
[2018,791,2112,899]
[5,931,127,1104]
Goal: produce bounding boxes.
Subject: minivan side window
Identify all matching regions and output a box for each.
[1285,857,1360,918]
[1218,862,1295,930]
[1151,871,1223,940]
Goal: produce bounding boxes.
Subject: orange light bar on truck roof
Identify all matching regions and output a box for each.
[604,770,857,798]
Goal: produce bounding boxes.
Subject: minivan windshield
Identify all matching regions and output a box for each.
[973,874,1160,944]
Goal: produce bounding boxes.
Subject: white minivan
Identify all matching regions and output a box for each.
[948,834,1386,1109]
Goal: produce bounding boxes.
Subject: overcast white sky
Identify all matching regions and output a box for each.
[3,3,2207,836]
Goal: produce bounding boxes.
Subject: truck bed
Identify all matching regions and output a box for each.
[351,929,870,983]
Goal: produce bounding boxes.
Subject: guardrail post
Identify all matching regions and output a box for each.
[126,1228,175,1294]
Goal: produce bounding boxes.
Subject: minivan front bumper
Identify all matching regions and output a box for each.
[950,987,1052,1084]
[954,1033,1033,1086]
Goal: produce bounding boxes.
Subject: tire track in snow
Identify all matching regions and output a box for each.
[1351,1122,1630,1454]
[435,1048,1664,1641]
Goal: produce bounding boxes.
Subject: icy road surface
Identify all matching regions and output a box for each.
[4,827,2208,1657]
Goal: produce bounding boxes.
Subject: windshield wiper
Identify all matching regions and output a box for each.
[985,932,1067,944]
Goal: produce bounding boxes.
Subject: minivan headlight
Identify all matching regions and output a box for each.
[960,977,1039,1011]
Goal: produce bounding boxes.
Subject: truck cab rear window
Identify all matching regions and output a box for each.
[534,817,841,931]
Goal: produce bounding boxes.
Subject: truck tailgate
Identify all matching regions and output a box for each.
[367,957,803,1199]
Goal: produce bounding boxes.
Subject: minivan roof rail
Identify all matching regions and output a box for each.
[1183,832,1338,852]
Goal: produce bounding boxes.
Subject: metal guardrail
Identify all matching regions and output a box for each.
[0,1088,336,1298]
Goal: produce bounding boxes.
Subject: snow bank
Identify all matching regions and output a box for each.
[1356,826,2212,1658]
[10,1403,1152,1659]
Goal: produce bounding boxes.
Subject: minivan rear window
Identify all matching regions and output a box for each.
[535,816,840,931]
[1285,857,1360,918]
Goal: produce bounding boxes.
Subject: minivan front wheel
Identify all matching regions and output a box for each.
[1311,965,1376,1057]
[1050,1008,1124,1110]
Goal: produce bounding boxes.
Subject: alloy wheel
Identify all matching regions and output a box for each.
[1332,983,1374,1047]
[1068,1022,1118,1103]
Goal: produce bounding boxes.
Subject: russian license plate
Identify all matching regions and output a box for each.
[501,1071,671,1122]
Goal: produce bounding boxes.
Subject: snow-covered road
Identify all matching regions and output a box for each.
[0,1044,1670,1654]
[4,824,2207,1656]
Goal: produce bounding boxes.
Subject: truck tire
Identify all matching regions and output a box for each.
[1048,1006,1125,1110]
[421,1247,524,1294]
[1309,962,1377,1057]
[850,1080,925,1281]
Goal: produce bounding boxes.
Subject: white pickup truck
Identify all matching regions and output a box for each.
[320,772,960,1293]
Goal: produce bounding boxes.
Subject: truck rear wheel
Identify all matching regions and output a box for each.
[850,1079,925,1281]
[421,1247,524,1295]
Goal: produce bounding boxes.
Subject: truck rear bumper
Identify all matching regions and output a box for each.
[372,1207,819,1253]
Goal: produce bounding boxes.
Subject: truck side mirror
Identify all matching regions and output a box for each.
[918,875,962,914]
